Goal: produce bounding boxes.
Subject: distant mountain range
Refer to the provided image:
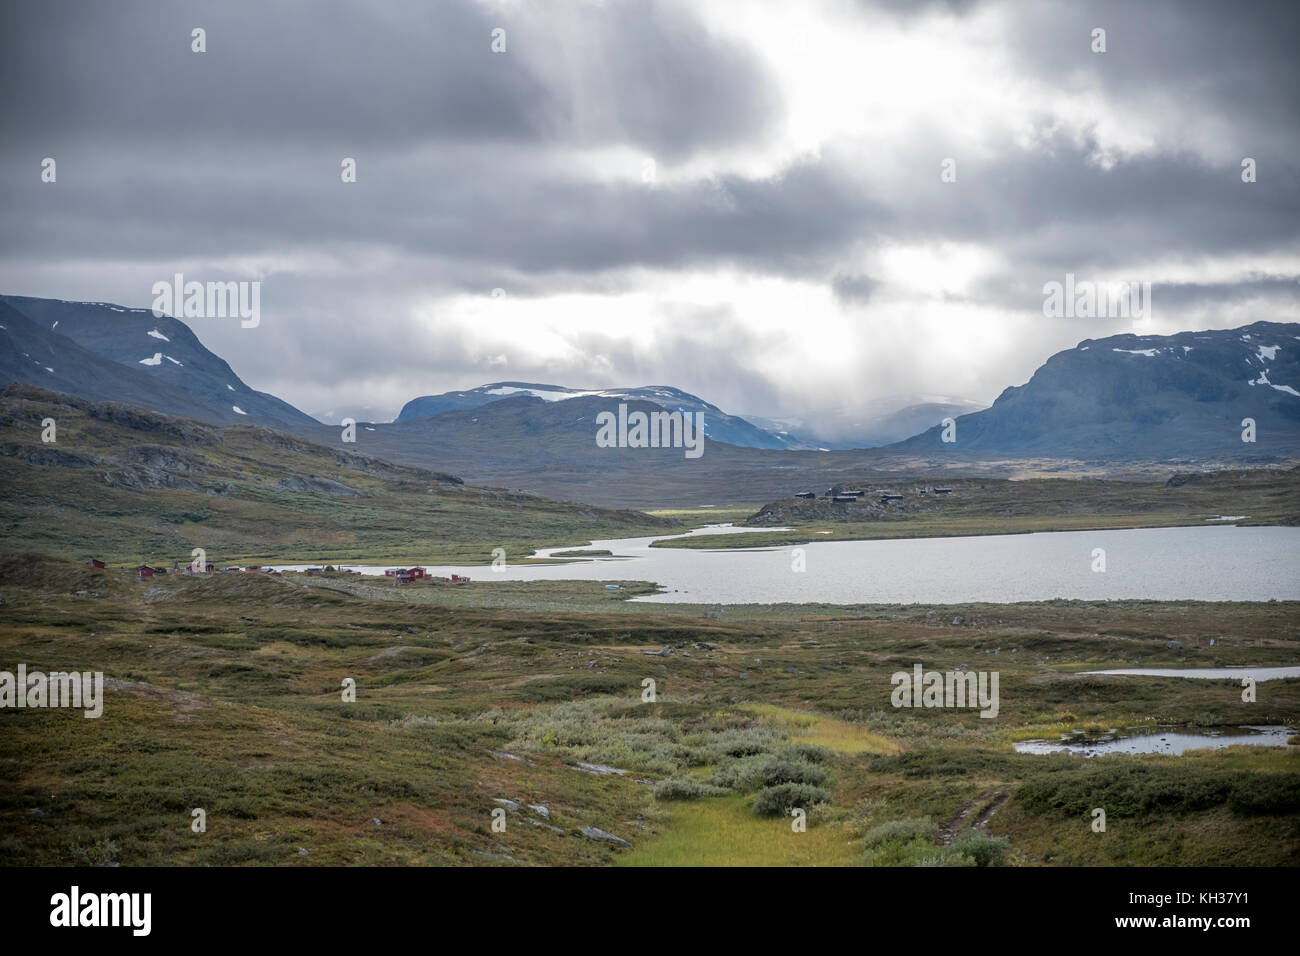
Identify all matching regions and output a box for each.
[745,396,988,449]
[893,322,1300,458]
[2,295,1298,507]
[396,382,985,451]
[397,382,802,450]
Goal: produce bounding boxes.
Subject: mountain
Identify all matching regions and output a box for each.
[396,381,797,450]
[0,295,318,428]
[745,396,988,449]
[890,322,1300,458]
[0,383,674,564]
[6,295,1297,509]
[0,300,231,423]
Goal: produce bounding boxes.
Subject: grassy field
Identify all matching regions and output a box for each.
[2,555,1296,867]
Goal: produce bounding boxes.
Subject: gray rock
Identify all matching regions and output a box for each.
[577,826,632,848]
[528,804,550,820]
[470,849,516,862]
[571,762,626,776]
[1165,640,1184,650]
[492,798,520,812]
[952,616,964,626]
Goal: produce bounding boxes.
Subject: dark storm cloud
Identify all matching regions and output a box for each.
[0,0,778,157]
[997,0,1300,149]
[2,0,1293,284]
[3,130,1291,295]
[0,0,1297,419]
[1155,276,1300,309]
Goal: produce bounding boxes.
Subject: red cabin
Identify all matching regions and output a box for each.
[136,565,154,578]
[89,559,106,569]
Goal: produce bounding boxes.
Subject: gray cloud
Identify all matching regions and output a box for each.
[1,0,1297,424]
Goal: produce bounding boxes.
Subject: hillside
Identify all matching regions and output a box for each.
[0,300,227,423]
[891,322,1300,458]
[1,295,318,428]
[0,384,676,565]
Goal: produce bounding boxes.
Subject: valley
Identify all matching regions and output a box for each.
[1,298,1298,869]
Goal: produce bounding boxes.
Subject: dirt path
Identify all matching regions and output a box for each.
[938,790,1009,845]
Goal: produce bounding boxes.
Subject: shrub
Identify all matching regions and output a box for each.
[653,779,731,801]
[862,817,938,848]
[706,754,828,791]
[756,757,829,789]
[862,836,937,867]
[1226,774,1300,816]
[949,830,1010,866]
[1016,764,1243,818]
[704,755,766,790]
[703,727,784,760]
[779,742,834,765]
[752,782,830,816]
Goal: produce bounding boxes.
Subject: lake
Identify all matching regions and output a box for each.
[1082,666,1300,681]
[1014,724,1295,756]
[269,524,1300,606]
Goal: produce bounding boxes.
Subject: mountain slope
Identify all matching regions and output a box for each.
[0,301,232,423]
[1,295,318,428]
[0,383,676,564]
[890,322,1300,458]
[396,381,796,450]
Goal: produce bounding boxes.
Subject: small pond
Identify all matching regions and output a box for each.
[1014,724,1295,756]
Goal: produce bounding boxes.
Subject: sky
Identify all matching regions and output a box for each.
[2,0,1298,430]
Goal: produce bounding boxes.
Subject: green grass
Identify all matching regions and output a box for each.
[742,703,898,755]
[617,794,859,866]
[2,554,1297,867]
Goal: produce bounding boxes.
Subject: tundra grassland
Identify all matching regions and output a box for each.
[2,555,1296,867]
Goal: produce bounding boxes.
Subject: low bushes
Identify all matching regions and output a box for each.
[752,783,831,816]
[862,817,937,847]
[860,817,1009,867]
[653,779,731,801]
[1015,764,1300,818]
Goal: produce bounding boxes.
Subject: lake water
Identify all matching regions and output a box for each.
[1082,666,1300,681]
[1014,724,1295,756]
[268,524,1300,606]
